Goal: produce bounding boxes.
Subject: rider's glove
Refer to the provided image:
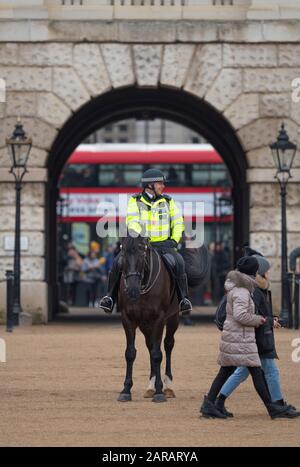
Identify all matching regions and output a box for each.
[165,239,178,249]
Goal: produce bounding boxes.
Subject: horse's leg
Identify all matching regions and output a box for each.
[151,323,166,403]
[142,332,156,398]
[164,313,179,398]
[118,321,137,402]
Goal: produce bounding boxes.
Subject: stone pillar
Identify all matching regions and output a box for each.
[0,178,47,323]
[249,180,300,313]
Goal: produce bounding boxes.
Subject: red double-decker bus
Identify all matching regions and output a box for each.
[58,143,233,255]
[57,143,233,307]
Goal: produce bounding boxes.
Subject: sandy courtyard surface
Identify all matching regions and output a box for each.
[0,321,299,447]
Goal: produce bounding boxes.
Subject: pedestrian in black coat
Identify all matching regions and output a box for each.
[213,251,300,419]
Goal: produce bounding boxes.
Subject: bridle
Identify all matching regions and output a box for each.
[123,242,148,290]
[122,243,161,295]
[124,271,142,281]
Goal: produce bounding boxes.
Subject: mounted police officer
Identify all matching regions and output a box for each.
[97,168,192,315]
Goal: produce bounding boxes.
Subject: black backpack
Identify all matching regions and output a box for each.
[214,295,227,331]
[214,292,259,331]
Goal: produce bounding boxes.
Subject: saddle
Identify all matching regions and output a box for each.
[160,252,178,279]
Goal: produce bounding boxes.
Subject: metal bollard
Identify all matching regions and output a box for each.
[294,274,300,330]
[6,270,14,332]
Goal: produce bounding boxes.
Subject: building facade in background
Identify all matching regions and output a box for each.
[85,119,204,145]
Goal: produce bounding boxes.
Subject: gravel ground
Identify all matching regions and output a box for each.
[0,321,299,447]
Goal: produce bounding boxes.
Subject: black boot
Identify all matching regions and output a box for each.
[274,399,297,411]
[200,396,227,419]
[266,403,296,419]
[96,267,121,314]
[284,408,300,418]
[215,396,234,418]
[177,274,192,315]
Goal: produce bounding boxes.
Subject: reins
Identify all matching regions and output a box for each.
[140,248,161,295]
[123,246,161,296]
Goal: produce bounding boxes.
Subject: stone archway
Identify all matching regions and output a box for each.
[5,42,298,321]
[46,85,248,319]
[1,34,300,322]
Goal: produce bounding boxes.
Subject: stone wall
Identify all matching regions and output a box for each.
[0,17,300,320]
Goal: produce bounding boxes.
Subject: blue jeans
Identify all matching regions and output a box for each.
[220,358,283,403]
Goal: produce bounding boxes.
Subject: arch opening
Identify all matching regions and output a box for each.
[47,86,249,320]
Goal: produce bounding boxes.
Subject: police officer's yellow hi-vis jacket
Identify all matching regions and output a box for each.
[126,193,184,244]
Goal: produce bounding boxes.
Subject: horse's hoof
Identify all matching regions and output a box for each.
[152,393,167,403]
[164,388,176,398]
[144,389,155,398]
[118,393,132,402]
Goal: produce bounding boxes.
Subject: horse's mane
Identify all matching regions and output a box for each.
[122,235,148,255]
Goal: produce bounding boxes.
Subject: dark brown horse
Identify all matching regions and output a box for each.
[117,235,179,403]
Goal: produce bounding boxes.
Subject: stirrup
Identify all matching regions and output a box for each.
[96,296,114,313]
[179,298,192,314]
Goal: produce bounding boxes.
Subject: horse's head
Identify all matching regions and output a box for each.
[121,234,149,301]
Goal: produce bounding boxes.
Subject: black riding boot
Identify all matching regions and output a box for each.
[176,273,192,315]
[96,264,121,314]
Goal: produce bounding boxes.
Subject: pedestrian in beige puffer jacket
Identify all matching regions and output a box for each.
[200,256,291,420]
[218,270,262,368]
